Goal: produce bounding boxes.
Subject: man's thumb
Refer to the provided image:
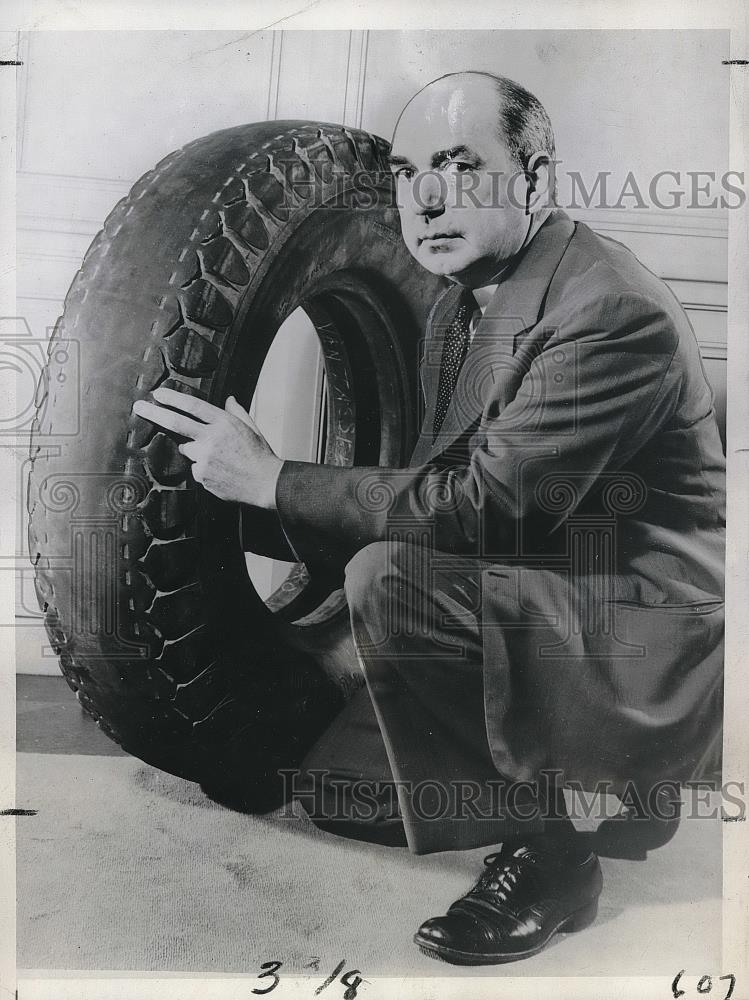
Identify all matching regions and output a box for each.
[225,395,253,426]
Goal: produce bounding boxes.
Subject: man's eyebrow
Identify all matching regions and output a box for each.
[432,145,483,168]
[387,146,485,170]
[387,154,413,168]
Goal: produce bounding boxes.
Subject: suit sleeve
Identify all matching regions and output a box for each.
[274,292,681,566]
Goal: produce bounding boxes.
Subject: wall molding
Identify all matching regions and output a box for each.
[18,170,134,188]
[342,30,370,128]
[698,342,728,361]
[568,206,728,240]
[266,31,284,120]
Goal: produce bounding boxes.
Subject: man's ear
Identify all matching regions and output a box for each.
[524,151,555,214]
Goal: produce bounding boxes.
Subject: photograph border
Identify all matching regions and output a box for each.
[1,3,747,998]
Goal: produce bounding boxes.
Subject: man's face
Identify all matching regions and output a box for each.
[389,76,532,287]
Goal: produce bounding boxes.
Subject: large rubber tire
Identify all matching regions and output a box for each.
[27,120,443,808]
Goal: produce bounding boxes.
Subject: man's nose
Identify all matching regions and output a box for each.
[412,170,447,216]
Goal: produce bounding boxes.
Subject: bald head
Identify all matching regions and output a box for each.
[393,71,555,172]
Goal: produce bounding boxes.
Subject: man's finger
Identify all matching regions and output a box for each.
[243,412,264,437]
[178,440,201,462]
[151,386,224,424]
[132,399,204,439]
[225,395,253,427]
[226,396,263,437]
[226,395,267,441]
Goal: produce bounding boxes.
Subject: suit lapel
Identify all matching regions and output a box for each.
[411,210,576,465]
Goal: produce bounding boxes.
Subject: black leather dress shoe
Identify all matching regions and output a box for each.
[414,843,603,965]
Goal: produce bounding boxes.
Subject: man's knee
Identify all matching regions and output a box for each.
[344,540,429,653]
[345,539,426,612]
[344,541,396,611]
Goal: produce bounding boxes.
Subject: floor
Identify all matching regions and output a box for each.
[16,675,723,979]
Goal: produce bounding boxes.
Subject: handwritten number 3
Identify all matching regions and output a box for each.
[252,960,283,995]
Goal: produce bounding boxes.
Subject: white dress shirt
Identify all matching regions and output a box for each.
[468,283,498,341]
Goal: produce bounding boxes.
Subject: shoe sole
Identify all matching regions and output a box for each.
[413,897,599,966]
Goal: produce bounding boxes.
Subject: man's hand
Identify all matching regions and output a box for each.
[132,387,283,510]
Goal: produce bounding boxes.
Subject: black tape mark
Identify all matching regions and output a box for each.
[1,808,37,816]
[0,61,24,66]
[722,59,748,65]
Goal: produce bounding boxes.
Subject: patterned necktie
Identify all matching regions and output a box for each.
[432,287,477,440]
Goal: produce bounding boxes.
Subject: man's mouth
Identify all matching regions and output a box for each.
[418,232,462,246]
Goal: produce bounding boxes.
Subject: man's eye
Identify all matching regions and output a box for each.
[394,167,415,181]
[446,160,474,174]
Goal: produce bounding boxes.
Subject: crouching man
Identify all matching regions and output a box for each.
[135,71,725,965]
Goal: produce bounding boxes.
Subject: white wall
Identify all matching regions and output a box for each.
[15,29,729,670]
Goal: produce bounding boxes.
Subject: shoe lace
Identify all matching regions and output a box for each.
[469,848,538,906]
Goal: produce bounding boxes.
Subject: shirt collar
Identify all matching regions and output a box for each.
[472,283,499,314]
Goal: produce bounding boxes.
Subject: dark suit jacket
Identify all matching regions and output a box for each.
[275,209,726,792]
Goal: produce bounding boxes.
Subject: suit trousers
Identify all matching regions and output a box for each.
[339,539,557,855]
